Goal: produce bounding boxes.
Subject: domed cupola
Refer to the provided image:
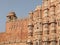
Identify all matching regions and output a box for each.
[6,11,17,21]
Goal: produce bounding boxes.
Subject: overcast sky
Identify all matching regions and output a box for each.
[0,0,42,32]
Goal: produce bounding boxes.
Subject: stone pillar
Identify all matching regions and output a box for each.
[27,12,34,45]
[49,16,57,45]
[56,2,60,45]
[42,17,49,45]
[33,6,43,45]
[33,18,42,45]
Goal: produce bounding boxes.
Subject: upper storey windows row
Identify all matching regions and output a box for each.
[42,0,58,8]
[29,5,56,19]
[29,6,42,21]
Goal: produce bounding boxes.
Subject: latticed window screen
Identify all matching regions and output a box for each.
[51,41,56,45]
[44,42,48,45]
[28,42,33,45]
[43,9,48,17]
[56,3,60,14]
[44,1,48,7]
[39,41,42,45]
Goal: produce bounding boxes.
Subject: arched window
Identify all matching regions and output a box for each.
[35,40,42,45]
[43,9,49,17]
[49,6,55,16]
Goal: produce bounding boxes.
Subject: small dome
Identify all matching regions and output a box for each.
[29,11,33,14]
[35,5,41,10]
[7,11,16,17]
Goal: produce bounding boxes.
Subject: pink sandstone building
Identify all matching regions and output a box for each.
[0,0,60,45]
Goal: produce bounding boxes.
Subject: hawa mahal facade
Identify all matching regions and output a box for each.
[0,0,60,45]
